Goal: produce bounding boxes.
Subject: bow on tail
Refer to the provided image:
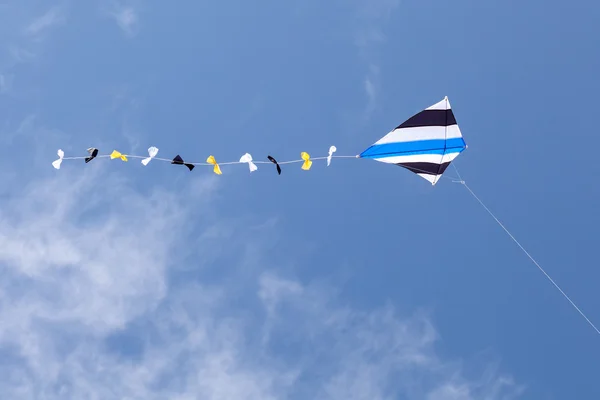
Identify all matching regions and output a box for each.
[239,153,258,172]
[142,146,159,165]
[110,150,128,161]
[267,155,281,175]
[171,155,195,171]
[85,147,98,163]
[300,152,312,170]
[52,149,64,169]
[327,146,337,166]
[206,155,222,175]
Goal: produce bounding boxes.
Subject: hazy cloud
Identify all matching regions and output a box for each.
[352,0,400,120]
[24,7,65,37]
[105,1,140,36]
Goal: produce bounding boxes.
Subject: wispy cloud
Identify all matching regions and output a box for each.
[7,45,36,64]
[0,73,11,93]
[24,6,65,38]
[105,1,140,36]
[104,83,152,153]
[258,272,526,399]
[115,7,138,35]
[0,5,65,94]
[0,114,68,153]
[353,0,400,52]
[352,0,400,121]
[364,63,379,119]
[0,163,525,398]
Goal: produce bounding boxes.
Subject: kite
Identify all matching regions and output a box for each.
[48,95,600,338]
[50,97,465,185]
[358,97,466,185]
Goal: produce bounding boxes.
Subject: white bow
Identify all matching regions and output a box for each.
[52,149,64,169]
[239,153,258,172]
[327,145,337,166]
[141,146,159,166]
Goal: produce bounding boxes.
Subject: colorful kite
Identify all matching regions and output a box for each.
[359,97,466,185]
[51,96,466,185]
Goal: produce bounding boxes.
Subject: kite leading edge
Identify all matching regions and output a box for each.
[358,96,467,185]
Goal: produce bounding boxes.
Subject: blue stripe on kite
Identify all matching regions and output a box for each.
[359,138,466,159]
[361,147,465,159]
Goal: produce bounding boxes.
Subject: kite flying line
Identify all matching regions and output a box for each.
[53,95,597,336]
[450,164,600,336]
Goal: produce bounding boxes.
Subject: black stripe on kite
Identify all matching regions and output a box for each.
[397,161,451,176]
[171,155,195,171]
[267,155,281,175]
[395,109,456,129]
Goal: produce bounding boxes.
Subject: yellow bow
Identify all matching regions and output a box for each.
[206,155,222,175]
[110,150,128,161]
[301,152,312,170]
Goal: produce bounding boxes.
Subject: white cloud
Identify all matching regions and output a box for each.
[353,0,400,50]
[24,6,65,38]
[364,63,379,120]
[7,45,36,65]
[0,164,525,399]
[350,0,400,121]
[0,5,65,92]
[105,1,140,36]
[0,169,182,332]
[258,272,526,399]
[0,73,8,93]
[115,7,138,34]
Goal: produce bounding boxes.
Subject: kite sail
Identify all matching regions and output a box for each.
[358,96,466,185]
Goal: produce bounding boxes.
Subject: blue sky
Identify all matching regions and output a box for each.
[0,0,599,398]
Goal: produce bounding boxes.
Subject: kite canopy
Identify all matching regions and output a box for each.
[359,96,467,185]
